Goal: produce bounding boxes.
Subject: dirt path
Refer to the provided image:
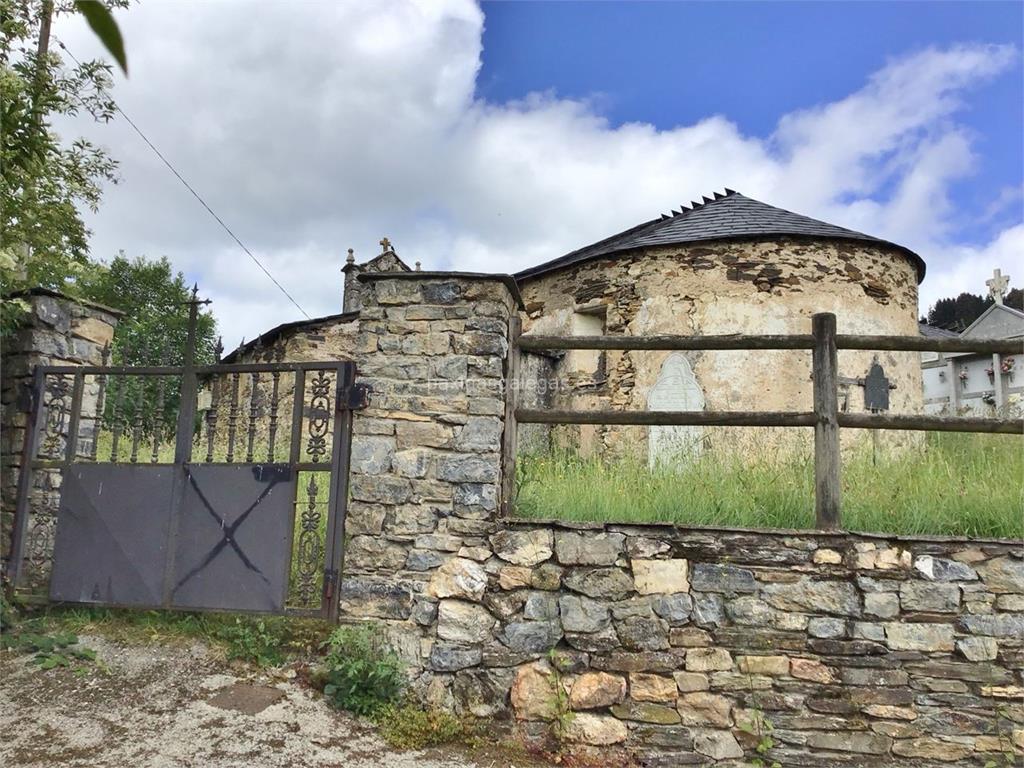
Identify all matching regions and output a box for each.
[0,636,535,768]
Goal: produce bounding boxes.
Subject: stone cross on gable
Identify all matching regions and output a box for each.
[986,268,1010,305]
[379,237,392,254]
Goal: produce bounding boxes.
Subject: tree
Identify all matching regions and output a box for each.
[926,292,992,331]
[81,253,218,363]
[924,285,1022,331]
[1005,287,1023,312]
[80,253,218,431]
[0,0,124,335]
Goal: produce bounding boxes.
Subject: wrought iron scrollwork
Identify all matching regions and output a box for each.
[294,474,323,606]
[305,371,331,463]
[41,375,72,458]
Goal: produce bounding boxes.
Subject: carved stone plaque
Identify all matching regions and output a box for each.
[647,353,706,468]
[863,362,890,412]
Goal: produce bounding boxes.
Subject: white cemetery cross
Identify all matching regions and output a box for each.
[986,268,1010,306]
[647,353,706,468]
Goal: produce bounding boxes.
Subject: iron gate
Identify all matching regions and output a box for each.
[6,309,365,620]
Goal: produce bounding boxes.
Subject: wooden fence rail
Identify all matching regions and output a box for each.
[505,312,1023,527]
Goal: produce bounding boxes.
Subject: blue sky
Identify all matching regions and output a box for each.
[480,1,1023,246]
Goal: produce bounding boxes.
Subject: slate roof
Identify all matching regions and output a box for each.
[918,322,959,339]
[515,190,926,283]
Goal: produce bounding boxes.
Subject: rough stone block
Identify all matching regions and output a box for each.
[864,591,900,619]
[564,567,634,600]
[564,712,628,745]
[554,530,625,566]
[884,622,955,652]
[427,557,488,601]
[763,578,861,616]
[629,673,677,703]
[559,594,611,633]
[977,556,1024,594]
[633,559,689,595]
[736,655,789,676]
[677,692,733,727]
[437,599,496,644]
[570,672,627,710]
[685,648,732,672]
[490,529,553,567]
[690,563,757,594]
[899,581,960,613]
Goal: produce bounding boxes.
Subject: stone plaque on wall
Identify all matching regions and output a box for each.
[647,353,705,468]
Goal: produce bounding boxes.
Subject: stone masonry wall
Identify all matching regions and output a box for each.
[518,239,924,458]
[0,290,119,582]
[339,272,518,679]
[475,523,1023,766]
[337,271,1022,766]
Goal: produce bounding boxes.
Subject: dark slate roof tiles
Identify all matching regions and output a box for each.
[515,190,925,282]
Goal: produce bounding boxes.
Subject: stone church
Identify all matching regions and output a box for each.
[226,190,925,462]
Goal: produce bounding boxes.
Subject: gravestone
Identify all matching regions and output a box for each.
[647,353,706,468]
[863,361,890,412]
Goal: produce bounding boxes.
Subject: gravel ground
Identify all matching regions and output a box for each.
[0,635,539,768]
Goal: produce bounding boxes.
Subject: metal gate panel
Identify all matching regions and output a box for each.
[170,464,296,612]
[6,307,360,620]
[49,464,174,606]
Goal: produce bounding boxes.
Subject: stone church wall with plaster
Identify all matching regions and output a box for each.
[517,238,924,461]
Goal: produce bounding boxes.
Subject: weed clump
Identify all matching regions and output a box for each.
[320,622,404,717]
[375,703,480,749]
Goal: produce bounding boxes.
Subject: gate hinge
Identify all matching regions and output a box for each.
[15,382,35,413]
[339,381,371,410]
[323,568,340,601]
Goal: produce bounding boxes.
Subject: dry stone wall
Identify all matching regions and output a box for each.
[337,271,1022,766]
[487,523,1023,766]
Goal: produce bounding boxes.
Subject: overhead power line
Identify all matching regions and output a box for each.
[54,37,311,320]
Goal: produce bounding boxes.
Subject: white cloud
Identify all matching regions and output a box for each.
[52,1,1020,346]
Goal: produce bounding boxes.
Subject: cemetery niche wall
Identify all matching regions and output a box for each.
[920,269,1024,417]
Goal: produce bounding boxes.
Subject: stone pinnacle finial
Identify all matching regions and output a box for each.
[986,268,1010,306]
[415,261,421,271]
[346,248,355,265]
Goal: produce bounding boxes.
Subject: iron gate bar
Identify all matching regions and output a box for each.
[322,364,359,621]
[5,367,46,584]
[64,372,85,463]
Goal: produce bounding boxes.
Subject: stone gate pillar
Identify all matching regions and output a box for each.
[1,289,120,581]
[340,270,522,706]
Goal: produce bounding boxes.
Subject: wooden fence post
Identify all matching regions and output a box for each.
[812,312,841,529]
[500,315,522,517]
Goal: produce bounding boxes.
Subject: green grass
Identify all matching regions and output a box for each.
[514,432,1023,538]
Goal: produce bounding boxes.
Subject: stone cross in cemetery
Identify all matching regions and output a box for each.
[986,268,1010,306]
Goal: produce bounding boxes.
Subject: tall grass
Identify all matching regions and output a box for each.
[515,432,1023,538]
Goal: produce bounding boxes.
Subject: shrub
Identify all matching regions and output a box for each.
[215,616,287,666]
[320,623,404,716]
